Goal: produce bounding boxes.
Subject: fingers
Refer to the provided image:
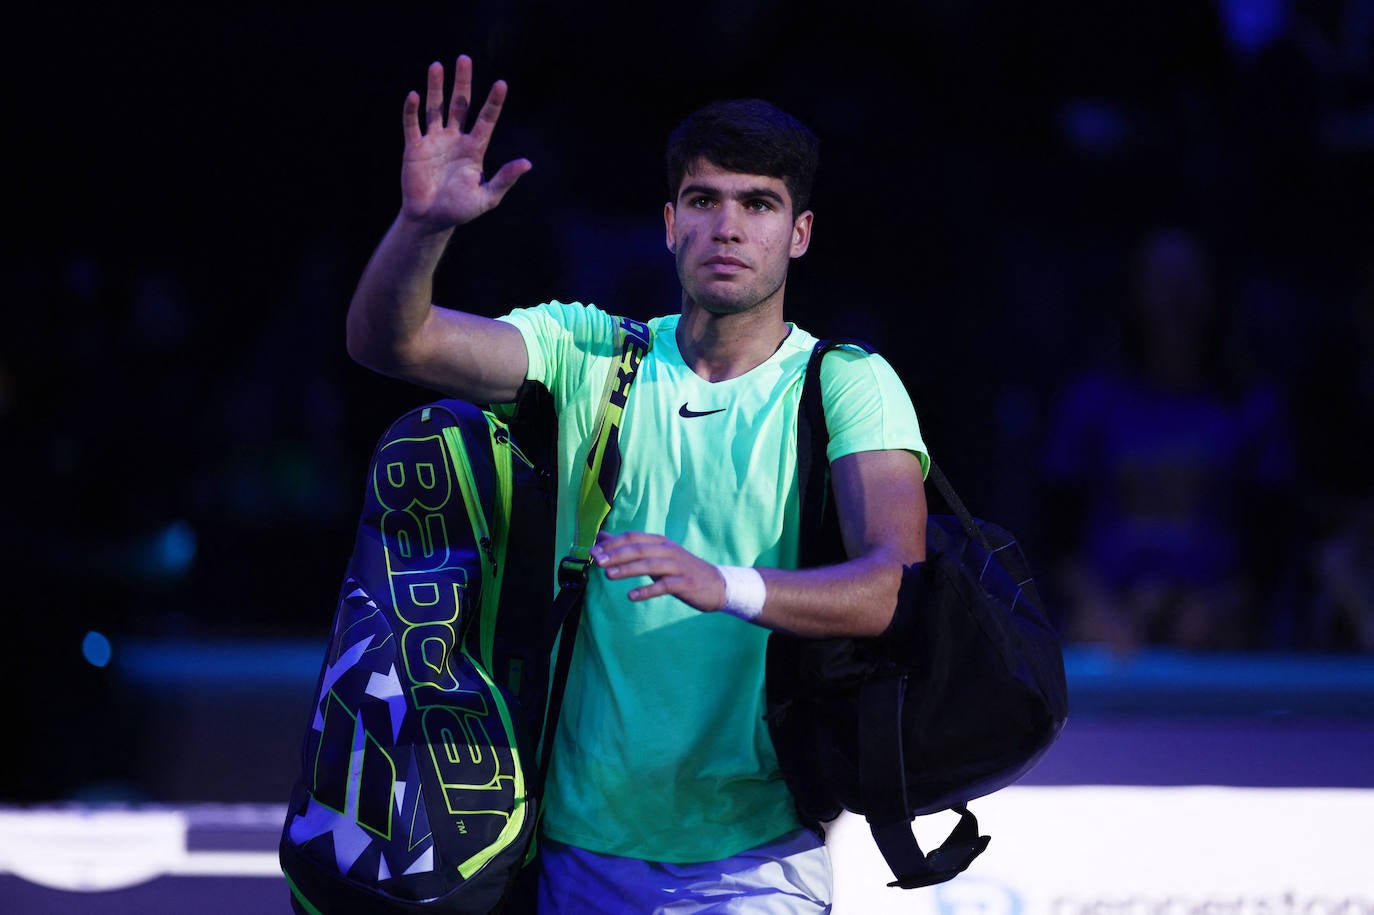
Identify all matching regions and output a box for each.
[399,53,530,219]
[468,79,509,144]
[592,533,674,577]
[448,54,473,131]
[405,54,516,144]
[592,530,664,558]
[484,158,534,200]
[592,533,726,610]
[425,61,445,131]
[402,90,422,145]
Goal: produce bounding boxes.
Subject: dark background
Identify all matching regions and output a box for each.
[2,2,1371,803]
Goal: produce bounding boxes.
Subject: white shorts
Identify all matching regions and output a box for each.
[537,827,833,913]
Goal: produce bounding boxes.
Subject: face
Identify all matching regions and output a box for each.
[664,159,813,318]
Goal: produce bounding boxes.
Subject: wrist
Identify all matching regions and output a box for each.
[393,210,459,247]
[716,565,766,622]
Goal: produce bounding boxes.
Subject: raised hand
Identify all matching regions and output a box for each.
[399,54,532,230]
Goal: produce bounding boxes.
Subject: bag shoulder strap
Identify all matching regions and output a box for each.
[562,316,654,582]
[798,338,986,548]
[797,337,875,566]
[539,315,653,785]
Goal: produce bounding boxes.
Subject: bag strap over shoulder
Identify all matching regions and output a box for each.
[539,316,654,786]
[797,337,871,567]
[800,337,986,549]
[562,316,655,583]
[799,337,990,889]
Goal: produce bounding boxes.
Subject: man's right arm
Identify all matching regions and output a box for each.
[345,54,533,404]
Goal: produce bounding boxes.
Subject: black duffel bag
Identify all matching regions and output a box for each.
[765,338,1069,890]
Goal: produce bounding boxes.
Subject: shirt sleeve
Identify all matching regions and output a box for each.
[496,300,619,412]
[819,346,930,477]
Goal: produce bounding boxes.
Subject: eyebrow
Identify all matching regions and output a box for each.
[678,182,788,207]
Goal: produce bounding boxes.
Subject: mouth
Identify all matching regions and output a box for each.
[703,256,748,272]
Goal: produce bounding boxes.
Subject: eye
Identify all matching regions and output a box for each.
[689,195,716,209]
[745,199,774,213]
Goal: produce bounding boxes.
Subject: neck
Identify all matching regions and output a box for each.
[676,302,790,382]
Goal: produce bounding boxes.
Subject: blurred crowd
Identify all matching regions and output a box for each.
[1,0,1371,660]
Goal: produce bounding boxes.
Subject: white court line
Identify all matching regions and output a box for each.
[4,789,1374,911]
[165,852,282,878]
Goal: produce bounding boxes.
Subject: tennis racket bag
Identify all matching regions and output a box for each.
[280,316,652,913]
[279,393,561,914]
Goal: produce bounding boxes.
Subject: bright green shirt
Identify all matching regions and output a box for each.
[498,301,927,862]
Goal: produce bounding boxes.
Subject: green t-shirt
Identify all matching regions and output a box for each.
[498,301,927,863]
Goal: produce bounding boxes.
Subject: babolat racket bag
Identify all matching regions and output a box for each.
[279,393,561,914]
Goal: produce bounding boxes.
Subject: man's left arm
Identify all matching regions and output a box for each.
[591,448,927,638]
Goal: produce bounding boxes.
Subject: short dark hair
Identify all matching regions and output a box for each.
[665,99,820,215]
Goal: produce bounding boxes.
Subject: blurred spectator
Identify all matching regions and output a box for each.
[1312,503,1374,651]
[1296,244,1374,649]
[1041,226,1296,653]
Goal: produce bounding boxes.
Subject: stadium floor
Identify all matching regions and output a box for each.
[3,643,1372,912]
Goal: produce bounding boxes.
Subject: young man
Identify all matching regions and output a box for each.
[347,53,929,912]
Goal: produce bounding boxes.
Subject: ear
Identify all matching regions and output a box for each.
[790,210,814,258]
[664,201,677,253]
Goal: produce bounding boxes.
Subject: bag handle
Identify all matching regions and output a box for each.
[859,675,991,888]
[538,317,654,788]
[800,337,991,888]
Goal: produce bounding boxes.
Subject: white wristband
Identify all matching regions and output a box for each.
[716,565,766,622]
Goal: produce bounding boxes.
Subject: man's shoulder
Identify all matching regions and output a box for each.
[646,313,677,338]
[503,299,613,329]
[778,327,894,365]
[809,337,902,383]
[503,300,636,351]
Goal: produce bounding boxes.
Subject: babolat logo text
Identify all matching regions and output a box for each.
[590,317,652,505]
[610,317,651,409]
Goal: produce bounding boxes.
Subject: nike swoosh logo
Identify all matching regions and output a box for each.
[678,404,726,418]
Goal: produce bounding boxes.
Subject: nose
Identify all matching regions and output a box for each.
[711,203,743,244]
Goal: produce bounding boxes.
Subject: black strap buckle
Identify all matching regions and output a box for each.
[559,556,591,590]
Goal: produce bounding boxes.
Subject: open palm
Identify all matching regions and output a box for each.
[399,55,531,229]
